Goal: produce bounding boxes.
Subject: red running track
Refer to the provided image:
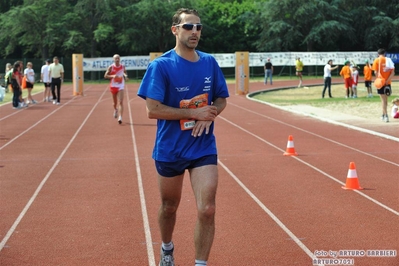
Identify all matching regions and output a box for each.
[0,81,398,266]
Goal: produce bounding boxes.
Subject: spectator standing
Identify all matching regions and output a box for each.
[264,58,273,85]
[295,57,304,87]
[41,59,52,102]
[24,62,37,104]
[340,60,352,98]
[351,65,359,98]
[4,63,12,93]
[49,56,64,105]
[11,62,22,109]
[17,61,27,107]
[372,48,395,122]
[363,60,373,98]
[138,8,229,266]
[322,59,338,98]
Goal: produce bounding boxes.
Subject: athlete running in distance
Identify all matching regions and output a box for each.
[104,54,128,124]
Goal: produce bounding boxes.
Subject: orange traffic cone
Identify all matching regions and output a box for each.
[342,162,363,190]
[283,135,298,156]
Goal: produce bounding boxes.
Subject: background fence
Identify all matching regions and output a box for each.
[1,58,398,84]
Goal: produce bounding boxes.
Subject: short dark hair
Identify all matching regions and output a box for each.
[46,59,51,63]
[172,8,200,25]
[377,48,386,55]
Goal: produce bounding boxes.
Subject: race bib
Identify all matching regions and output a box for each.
[179,93,208,130]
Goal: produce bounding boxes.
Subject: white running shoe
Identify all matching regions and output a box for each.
[113,109,118,118]
[159,247,174,266]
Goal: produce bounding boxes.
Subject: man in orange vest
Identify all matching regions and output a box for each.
[372,48,395,122]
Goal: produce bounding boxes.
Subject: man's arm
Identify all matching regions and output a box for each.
[192,97,227,137]
[386,68,395,83]
[104,66,113,79]
[145,97,218,121]
[61,67,64,81]
[48,65,51,81]
[386,58,395,83]
[123,66,128,80]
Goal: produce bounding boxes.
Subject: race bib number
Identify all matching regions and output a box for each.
[179,93,208,130]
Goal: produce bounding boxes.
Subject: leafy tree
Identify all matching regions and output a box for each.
[198,0,261,53]
[365,1,399,50]
[0,0,23,13]
[255,0,354,52]
[0,0,398,60]
[69,0,114,57]
[112,0,196,54]
[0,0,72,59]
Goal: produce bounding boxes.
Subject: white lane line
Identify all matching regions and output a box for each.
[0,85,75,121]
[218,115,399,217]
[228,102,399,167]
[0,86,95,150]
[218,160,322,265]
[246,97,399,143]
[125,85,155,266]
[0,87,108,251]
[0,96,77,151]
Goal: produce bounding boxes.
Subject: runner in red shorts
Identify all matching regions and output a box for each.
[104,54,128,124]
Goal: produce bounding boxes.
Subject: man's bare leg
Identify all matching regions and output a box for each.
[189,165,218,261]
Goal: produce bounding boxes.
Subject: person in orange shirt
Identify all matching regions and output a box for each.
[372,48,395,122]
[339,60,352,98]
[363,59,373,97]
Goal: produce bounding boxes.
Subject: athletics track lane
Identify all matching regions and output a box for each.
[0,81,398,265]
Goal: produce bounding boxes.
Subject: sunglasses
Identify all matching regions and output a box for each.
[175,23,203,31]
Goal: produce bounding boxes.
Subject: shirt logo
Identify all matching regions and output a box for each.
[175,86,190,92]
[204,76,212,83]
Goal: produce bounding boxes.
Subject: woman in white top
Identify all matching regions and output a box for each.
[24,62,37,104]
[322,59,338,98]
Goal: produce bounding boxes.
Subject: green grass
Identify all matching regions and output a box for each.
[1,85,45,104]
[252,83,399,105]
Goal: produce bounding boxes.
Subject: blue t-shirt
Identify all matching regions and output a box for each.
[138,49,229,162]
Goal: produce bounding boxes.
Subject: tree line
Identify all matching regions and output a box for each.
[1,0,398,61]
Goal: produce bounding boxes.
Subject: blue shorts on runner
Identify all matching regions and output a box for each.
[155,155,217,177]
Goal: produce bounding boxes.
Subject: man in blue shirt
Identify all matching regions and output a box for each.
[138,8,229,266]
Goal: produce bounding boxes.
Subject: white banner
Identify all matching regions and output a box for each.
[83,56,151,71]
[83,51,382,71]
